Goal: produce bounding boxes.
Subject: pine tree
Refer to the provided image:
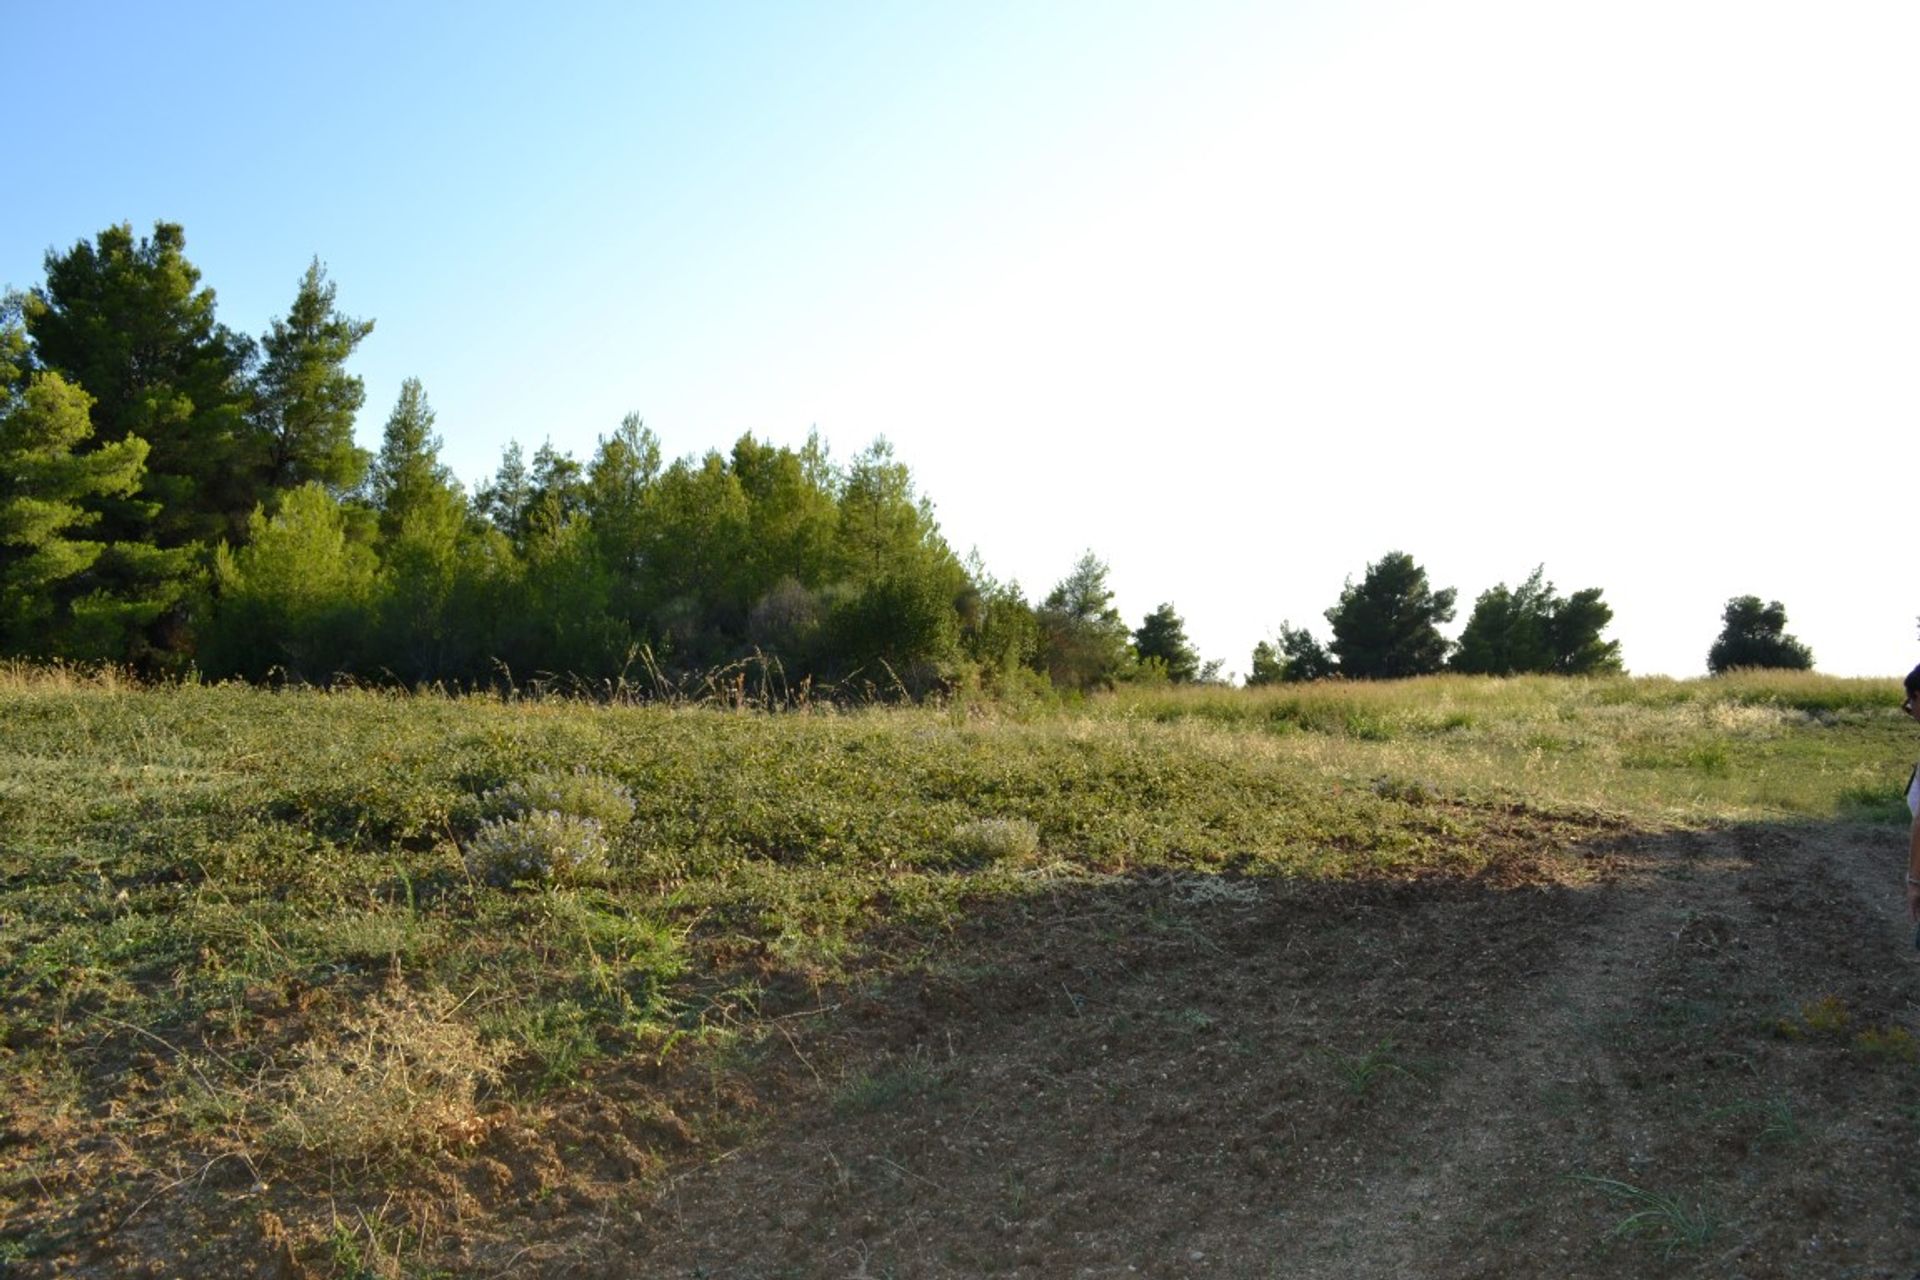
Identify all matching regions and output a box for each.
[1325,552,1456,679]
[1133,603,1200,682]
[253,260,374,496]
[1036,552,1133,691]
[369,378,456,542]
[0,361,151,653]
[1707,597,1813,674]
[24,222,258,548]
[204,483,378,680]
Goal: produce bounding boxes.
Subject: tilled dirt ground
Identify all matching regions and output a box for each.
[627,819,1920,1280]
[11,815,1920,1278]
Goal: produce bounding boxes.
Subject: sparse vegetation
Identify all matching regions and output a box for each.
[1573,1175,1719,1258]
[1,664,1915,1275]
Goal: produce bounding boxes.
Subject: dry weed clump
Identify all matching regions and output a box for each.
[949,817,1041,864]
[268,985,507,1167]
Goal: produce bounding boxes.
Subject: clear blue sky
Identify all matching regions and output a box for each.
[6,0,1915,677]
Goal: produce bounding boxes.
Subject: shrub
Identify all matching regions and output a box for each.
[948,817,1041,864]
[479,767,635,829]
[267,985,507,1166]
[464,810,610,887]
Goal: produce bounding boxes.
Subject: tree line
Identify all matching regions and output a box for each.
[1241,551,1813,683]
[0,222,1812,692]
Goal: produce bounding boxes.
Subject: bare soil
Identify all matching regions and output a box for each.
[10,813,1920,1278]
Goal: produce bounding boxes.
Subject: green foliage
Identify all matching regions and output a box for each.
[1707,595,1814,675]
[252,259,374,495]
[1246,639,1285,687]
[1453,566,1622,676]
[1038,552,1134,692]
[369,378,456,543]
[1276,622,1337,682]
[1325,551,1455,679]
[1571,1175,1717,1258]
[1133,602,1200,683]
[0,364,150,654]
[958,562,1039,687]
[23,222,257,550]
[204,483,377,680]
[474,440,533,546]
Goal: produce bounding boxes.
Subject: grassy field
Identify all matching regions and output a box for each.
[1,666,1915,1276]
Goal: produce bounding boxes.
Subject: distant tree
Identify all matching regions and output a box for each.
[23,221,258,548]
[369,378,455,542]
[957,558,1039,687]
[0,349,152,655]
[1246,639,1285,687]
[365,379,485,680]
[1133,603,1200,683]
[731,430,837,600]
[203,483,377,680]
[1277,622,1337,682]
[1325,551,1455,679]
[251,259,374,496]
[1036,552,1133,692]
[1453,567,1622,676]
[474,441,533,544]
[525,441,588,536]
[1544,586,1622,675]
[1707,596,1813,674]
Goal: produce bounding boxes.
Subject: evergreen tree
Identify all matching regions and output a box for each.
[475,440,533,545]
[0,351,151,654]
[252,259,374,496]
[1036,552,1133,691]
[1453,567,1621,676]
[958,558,1039,687]
[1453,569,1555,676]
[732,431,837,601]
[23,222,258,547]
[369,378,454,542]
[204,483,377,680]
[1277,622,1337,682]
[1246,640,1285,687]
[1707,596,1813,674]
[1543,586,1622,675]
[525,440,588,535]
[365,379,483,680]
[1133,603,1200,682]
[1325,551,1455,679]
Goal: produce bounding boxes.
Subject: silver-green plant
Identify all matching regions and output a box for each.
[464,810,609,888]
[480,766,635,829]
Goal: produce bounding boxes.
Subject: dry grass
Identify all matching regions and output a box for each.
[267,985,507,1168]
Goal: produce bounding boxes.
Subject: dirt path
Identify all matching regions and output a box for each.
[615,821,1920,1279]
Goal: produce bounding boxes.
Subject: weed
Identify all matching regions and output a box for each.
[947,817,1041,865]
[834,1049,945,1114]
[1709,1097,1801,1146]
[1777,994,1851,1040]
[477,767,636,829]
[1572,1174,1717,1257]
[1322,1039,1425,1095]
[268,984,506,1166]
[1852,1024,1920,1065]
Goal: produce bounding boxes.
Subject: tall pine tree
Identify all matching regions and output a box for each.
[252,259,374,496]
